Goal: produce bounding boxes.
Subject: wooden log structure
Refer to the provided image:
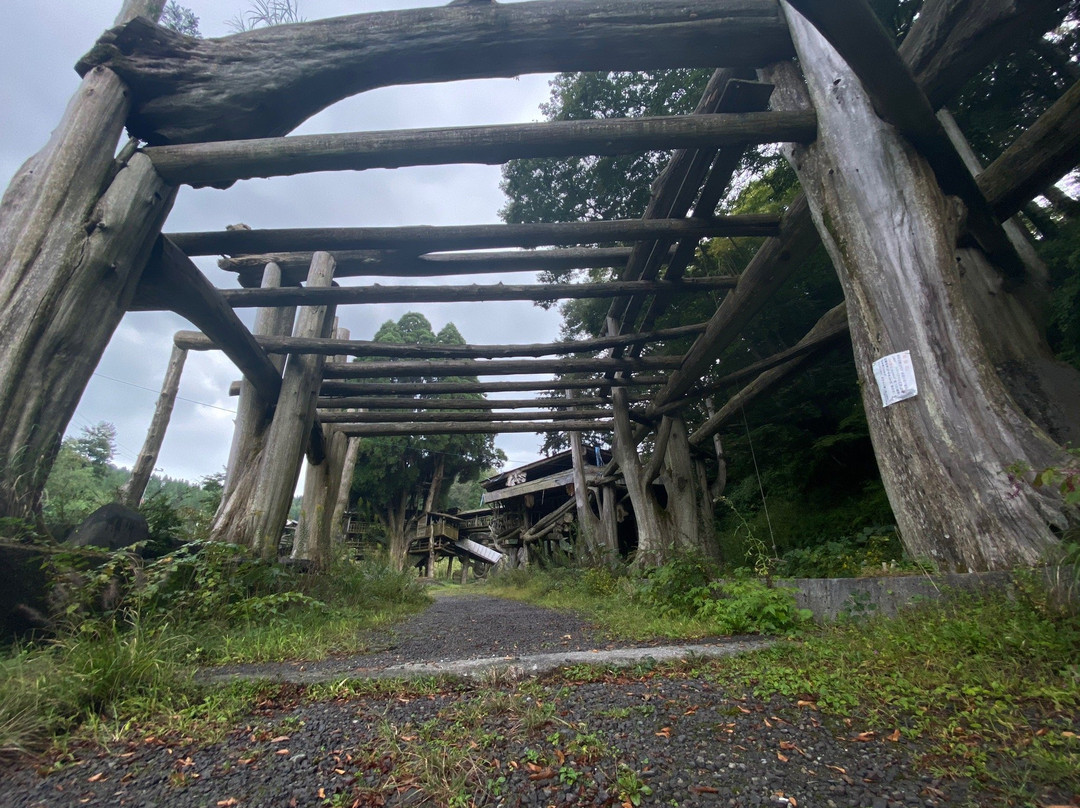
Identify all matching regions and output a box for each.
[337,420,613,437]
[213,277,736,309]
[77,0,794,145]
[118,345,188,509]
[144,111,816,187]
[321,356,682,379]
[318,409,612,424]
[316,396,629,410]
[168,216,781,257]
[221,247,671,287]
[175,322,706,359]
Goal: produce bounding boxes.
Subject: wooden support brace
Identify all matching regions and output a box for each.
[321,356,682,379]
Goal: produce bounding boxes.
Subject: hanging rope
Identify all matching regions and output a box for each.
[741,405,778,556]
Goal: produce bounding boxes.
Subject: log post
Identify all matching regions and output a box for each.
[293,426,347,567]
[244,252,337,559]
[0,3,175,521]
[773,4,1071,570]
[331,436,362,543]
[211,263,296,546]
[119,344,188,508]
[570,430,603,559]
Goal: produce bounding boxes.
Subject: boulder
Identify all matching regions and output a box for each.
[65,502,149,552]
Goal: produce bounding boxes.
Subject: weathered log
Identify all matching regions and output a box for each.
[294,426,347,568]
[118,345,188,509]
[782,0,1024,279]
[318,409,611,424]
[322,356,681,379]
[338,420,612,436]
[145,111,816,187]
[135,237,283,402]
[317,377,666,397]
[317,396,623,410]
[176,322,706,358]
[979,78,1080,221]
[221,247,664,287]
[214,277,734,309]
[244,252,337,559]
[330,435,362,543]
[170,216,781,257]
[570,429,604,557]
[78,0,794,145]
[899,0,1065,108]
[779,4,1069,570]
[688,303,850,445]
[520,499,577,544]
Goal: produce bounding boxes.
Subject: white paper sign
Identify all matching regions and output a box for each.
[872,350,917,407]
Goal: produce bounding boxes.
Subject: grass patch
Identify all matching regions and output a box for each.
[710,591,1080,807]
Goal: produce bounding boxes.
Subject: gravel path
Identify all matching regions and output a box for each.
[1,592,976,808]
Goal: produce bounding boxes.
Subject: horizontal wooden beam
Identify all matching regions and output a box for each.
[322,356,682,379]
[177,322,704,359]
[144,111,816,187]
[979,78,1080,220]
[133,236,282,404]
[77,0,794,146]
[316,377,667,397]
[212,278,733,310]
[336,420,614,437]
[318,409,610,424]
[316,396,623,410]
[168,216,782,257]
[221,247,659,287]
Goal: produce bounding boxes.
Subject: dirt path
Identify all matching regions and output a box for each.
[200,591,767,683]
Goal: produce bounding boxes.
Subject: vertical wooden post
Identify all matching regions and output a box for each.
[331,436,362,541]
[0,1,171,521]
[246,252,337,560]
[570,430,602,557]
[212,264,295,546]
[426,524,436,577]
[119,344,188,508]
[446,555,454,580]
[460,558,468,585]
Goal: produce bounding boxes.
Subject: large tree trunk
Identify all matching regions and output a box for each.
[774,6,1071,571]
[293,426,347,569]
[0,1,168,523]
[385,488,413,572]
[570,431,604,560]
[331,436,362,543]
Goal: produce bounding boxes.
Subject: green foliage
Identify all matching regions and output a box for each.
[160,1,200,36]
[776,527,921,579]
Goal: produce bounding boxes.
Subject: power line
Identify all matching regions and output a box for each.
[91,372,237,415]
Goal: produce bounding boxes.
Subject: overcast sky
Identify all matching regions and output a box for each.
[0,0,567,485]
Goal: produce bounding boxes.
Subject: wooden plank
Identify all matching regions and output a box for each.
[168,216,781,257]
[176,322,705,358]
[146,111,815,187]
[221,247,661,287]
[322,356,682,379]
[482,469,580,503]
[213,277,735,309]
[78,0,794,145]
[338,420,613,437]
[316,396,623,410]
[134,236,283,402]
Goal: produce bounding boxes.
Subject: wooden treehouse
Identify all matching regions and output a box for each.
[0,0,1077,573]
[407,511,503,581]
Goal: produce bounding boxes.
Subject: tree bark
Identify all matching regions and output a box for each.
[119,345,187,508]
[331,436,362,544]
[294,426,347,568]
[777,6,1071,571]
[571,430,604,559]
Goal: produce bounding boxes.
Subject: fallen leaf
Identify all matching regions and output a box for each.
[737,706,752,714]
[217,799,239,807]
[527,766,556,781]
[777,752,789,763]
[276,749,290,756]
[690,785,719,794]
[525,762,543,773]
[334,769,346,775]
[554,749,566,764]
[318,788,326,799]
[826,765,847,774]
[270,735,290,743]
[853,731,876,742]
[1062,731,1078,739]
[238,757,256,765]
[399,735,416,742]
[684,706,699,716]
[779,741,798,751]
[887,729,901,742]
[796,700,817,710]
[655,727,671,738]
[87,773,106,783]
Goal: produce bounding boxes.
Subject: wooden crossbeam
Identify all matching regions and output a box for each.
[176,322,705,359]
[317,377,666,397]
[336,420,614,437]
[77,0,794,146]
[318,409,611,424]
[214,278,734,309]
[316,396,626,410]
[220,247,659,287]
[132,236,282,404]
[167,216,781,257]
[144,112,816,187]
[322,356,682,379]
